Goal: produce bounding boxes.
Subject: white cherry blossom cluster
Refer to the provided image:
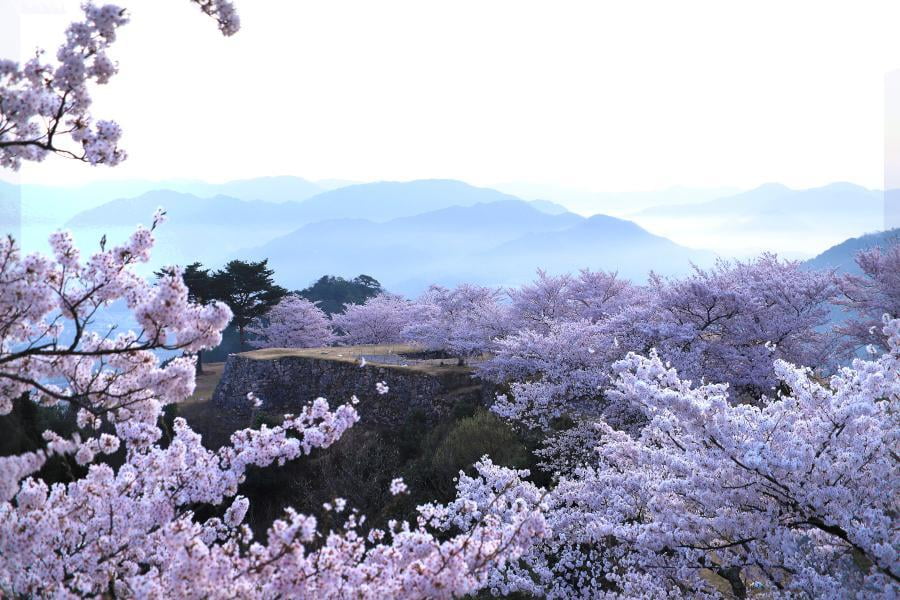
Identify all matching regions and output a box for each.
[402,284,514,360]
[836,242,900,354]
[247,295,334,349]
[487,317,900,598]
[0,221,547,597]
[389,477,408,495]
[484,256,839,432]
[0,1,238,169]
[332,293,418,345]
[190,0,241,36]
[507,268,637,334]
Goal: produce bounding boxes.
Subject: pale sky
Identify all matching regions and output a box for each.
[3,0,900,192]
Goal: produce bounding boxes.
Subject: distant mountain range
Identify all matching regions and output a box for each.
[4,174,895,295]
[64,190,315,268]
[631,182,885,258]
[59,181,575,269]
[254,179,529,224]
[63,179,558,232]
[243,198,715,294]
[805,228,900,274]
[478,213,712,279]
[638,182,880,219]
[491,183,740,217]
[4,176,336,253]
[36,179,713,293]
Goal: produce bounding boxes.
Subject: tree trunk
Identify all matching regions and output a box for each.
[196,349,204,375]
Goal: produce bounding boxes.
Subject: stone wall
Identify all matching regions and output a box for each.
[211,353,497,429]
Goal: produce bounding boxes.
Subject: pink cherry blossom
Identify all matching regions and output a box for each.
[332,293,416,345]
[402,284,513,360]
[487,317,899,599]
[836,239,900,354]
[0,1,238,170]
[0,220,547,597]
[508,268,636,333]
[389,477,409,496]
[247,295,335,349]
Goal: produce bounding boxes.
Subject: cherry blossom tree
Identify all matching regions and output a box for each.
[508,269,636,334]
[1,4,550,596]
[486,317,900,599]
[645,255,838,397]
[0,1,239,170]
[0,221,547,597]
[487,257,839,431]
[247,294,335,349]
[402,284,513,362]
[836,239,900,354]
[0,209,231,417]
[332,293,416,345]
[507,271,577,333]
[484,319,620,429]
[567,268,637,323]
[488,256,838,429]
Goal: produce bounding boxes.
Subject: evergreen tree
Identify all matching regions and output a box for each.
[213,259,287,349]
[296,274,383,314]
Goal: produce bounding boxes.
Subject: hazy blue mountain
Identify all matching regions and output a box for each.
[243,200,584,289]
[57,180,580,273]
[243,200,582,252]
[64,190,317,269]
[242,202,710,294]
[474,214,716,285]
[15,176,324,222]
[630,182,885,258]
[529,199,571,215]
[6,179,180,254]
[637,182,879,217]
[287,179,526,223]
[62,179,532,232]
[805,228,900,274]
[7,176,331,254]
[382,200,582,238]
[172,176,324,203]
[492,182,741,216]
[19,179,191,226]
[63,179,522,230]
[315,179,362,191]
[67,190,312,228]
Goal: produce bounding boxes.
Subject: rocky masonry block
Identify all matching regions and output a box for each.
[211,352,497,428]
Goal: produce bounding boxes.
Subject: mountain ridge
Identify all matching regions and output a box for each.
[242,201,713,294]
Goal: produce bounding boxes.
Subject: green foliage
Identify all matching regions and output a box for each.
[0,395,77,459]
[158,259,289,354]
[212,259,288,349]
[297,428,402,517]
[0,396,118,487]
[224,398,533,537]
[296,274,382,315]
[425,408,530,498]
